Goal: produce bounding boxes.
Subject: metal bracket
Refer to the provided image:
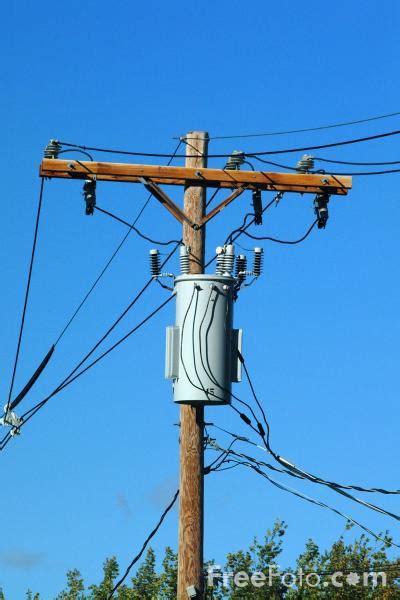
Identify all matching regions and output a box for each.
[202,187,247,225]
[139,177,198,228]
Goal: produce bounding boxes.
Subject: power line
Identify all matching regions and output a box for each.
[0,292,175,450]
[210,449,400,549]
[180,111,400,140]
[315,156,400,166]
[57,128,400,159]
[240,219,318,244]
[5,179,46,415]
[53,140,182,346]
[108,489,179,599]
[253,155,400,176]
[94,206,181,246]
[235,352,400,496]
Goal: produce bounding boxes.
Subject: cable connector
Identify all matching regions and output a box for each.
[83,179,96,215]
[314,193,329,228]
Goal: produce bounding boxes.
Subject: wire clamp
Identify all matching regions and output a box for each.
[0,405,22,435]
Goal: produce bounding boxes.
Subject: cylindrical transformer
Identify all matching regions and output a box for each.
[165,274,242,404]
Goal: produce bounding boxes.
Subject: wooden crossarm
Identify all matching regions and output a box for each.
[40,159,352,195]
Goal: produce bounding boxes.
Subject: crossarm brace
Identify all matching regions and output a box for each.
[139,178,198,228]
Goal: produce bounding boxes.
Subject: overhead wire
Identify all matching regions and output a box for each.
[108,488,179,599]
[252,155,400,176]
[211,451,400,549]
[0,291,175,450]
[0,242,180,448]
[53,139,183,346]
[233,352,400,496]
[58,128,400,159]
[182,111,400,140]
[5,178,46,415]
[94,206,181,246]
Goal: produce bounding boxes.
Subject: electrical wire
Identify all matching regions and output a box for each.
[5,178,46,415]
[94,206,181,246]
[315,156,400,166]
[189,111,400,140]
[240,219,318,244]
[0,293,175,450]
[57,128,400,159]
[206,439,400,522]
[252,155,400,176]
[108,489,179,599]
[0,242,180,448]
[53,140,182,346]
[235,352,400,496]
[212,454,400,549]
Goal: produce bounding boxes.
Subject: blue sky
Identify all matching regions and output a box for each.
[1,0,399,597]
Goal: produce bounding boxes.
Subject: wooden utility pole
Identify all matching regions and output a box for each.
[177,131,208,599]
[38,140,352,599]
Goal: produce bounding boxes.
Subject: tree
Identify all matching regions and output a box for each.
[56,569,85,600]
[130,548,159,599]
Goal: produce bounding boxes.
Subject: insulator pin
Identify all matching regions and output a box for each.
[44,139,61,159]
[149,249,161,277]
[253,247,263,277]
[180,245,190,274]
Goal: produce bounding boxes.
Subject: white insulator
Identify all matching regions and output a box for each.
[179,245,190,274]
[149,249,161,277]
[253,247,263,277]
[215,246,225,275]
[222,244,235,276]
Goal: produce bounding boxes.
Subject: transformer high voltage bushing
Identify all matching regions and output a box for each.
[163,244,263,405]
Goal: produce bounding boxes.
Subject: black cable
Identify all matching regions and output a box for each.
[201,111,400,140]
[240,219,318,244]
[94,206,181,246]
[58,128,400,158]
[253,155,400,176]
[1,242,179,447]
[108,489,179,599]
[237,353,400,496]
[5,179,46,414]
[53,140,182,346]
[58,148,94,161]
[0,293,175,449]
[214,456,400,549]
[315,156,400,166]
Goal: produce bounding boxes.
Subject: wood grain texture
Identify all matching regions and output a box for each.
[40,159,352,195]
[178,131,208,599]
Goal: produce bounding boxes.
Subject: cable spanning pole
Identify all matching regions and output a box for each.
[178,131,208,599]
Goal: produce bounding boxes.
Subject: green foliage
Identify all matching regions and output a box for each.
[26,523,400,599]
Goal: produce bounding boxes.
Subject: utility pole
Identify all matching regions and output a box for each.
[37,139,352,600]
[178,131,208,599]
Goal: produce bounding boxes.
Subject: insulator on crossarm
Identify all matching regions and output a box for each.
[180,245,190,274]
[296,154,314,173]
[253,247,263,277]
[149,249,161,277]
[235,255,247,285]
[224,150,245,170]
[44,139,61,159]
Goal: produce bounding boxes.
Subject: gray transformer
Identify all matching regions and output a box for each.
[165,274,242,405]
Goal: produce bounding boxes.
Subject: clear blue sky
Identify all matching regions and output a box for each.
[1,0,399,597]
